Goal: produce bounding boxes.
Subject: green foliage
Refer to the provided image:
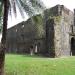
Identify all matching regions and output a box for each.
[0,0,45,20]
[13,0,46,17]
[49,16,62,23]
[0,0,46,32]
[33,15,43,23]
[33,15,39,23]
[33,15,45,38]
[5,54,75,75]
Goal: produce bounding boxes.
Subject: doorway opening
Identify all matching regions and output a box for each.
[71,37,75,56]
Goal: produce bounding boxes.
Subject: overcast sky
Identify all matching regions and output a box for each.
[8,0,75,28]
[42,0,75,11]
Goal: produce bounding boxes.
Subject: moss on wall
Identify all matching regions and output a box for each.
[49,16,62,23]
[32,15,45,38]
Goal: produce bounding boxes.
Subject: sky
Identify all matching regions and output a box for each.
[42,0,75,11]
[8,0,75,28]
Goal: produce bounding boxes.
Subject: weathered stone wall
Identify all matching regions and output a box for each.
[53,16,62,57]
[6,14,46,54]
[46,19,55,57]
[73,9,75,33]
[6,4,74,57]
[60,6,73,56]
[44,5,63,57]
[44,5,74,57]
[43,5,62,57]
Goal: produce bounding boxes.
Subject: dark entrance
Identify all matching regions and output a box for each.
[71,37,75,56]
[46,19,55,57]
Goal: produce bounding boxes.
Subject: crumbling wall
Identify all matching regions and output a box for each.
[53,16,62,57]
[60,6,74,56]
[44,5,74,57]
[6,4,74,57]
[6,14,46,54]
[46,18,55,57]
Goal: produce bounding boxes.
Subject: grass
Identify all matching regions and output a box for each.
[5,54,75,75]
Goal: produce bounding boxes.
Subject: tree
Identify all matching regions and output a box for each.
[0,0,8,75]
[0,0,45,75]
[0,0,3,32]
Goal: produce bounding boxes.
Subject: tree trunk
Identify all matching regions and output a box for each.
[0,0,8,75]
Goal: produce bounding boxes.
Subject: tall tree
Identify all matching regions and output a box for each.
[0,0,45,75]
[0,0,8,75]
[0,0,3,32]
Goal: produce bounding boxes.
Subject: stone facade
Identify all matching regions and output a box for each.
[6,5,75,57]
[6,14,46,55]
[44,5,74,57]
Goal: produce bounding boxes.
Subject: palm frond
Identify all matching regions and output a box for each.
[0,0,46,23]
[0,0,3,32]
[18,0,46,16]
[9,0,17,17]
[18,0,35,16]
[15,0,25,18]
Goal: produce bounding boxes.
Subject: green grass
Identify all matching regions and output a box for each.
[5,54,75,75]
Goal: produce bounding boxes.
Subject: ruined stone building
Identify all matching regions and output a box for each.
[6,5,75,57]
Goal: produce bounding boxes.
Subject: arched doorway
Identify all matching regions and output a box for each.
[71,37,75,56]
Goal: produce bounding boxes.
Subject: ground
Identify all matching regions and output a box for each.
[5,54,75,75]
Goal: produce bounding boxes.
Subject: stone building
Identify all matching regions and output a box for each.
[6,5,75,57]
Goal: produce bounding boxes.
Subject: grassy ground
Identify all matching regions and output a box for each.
[5,54,75,75]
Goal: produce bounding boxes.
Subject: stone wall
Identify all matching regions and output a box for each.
[60,6,73,56]
[6,4,74,57]
[44,5,74,57]
[6,14,46,54]
[46,19,55,57]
